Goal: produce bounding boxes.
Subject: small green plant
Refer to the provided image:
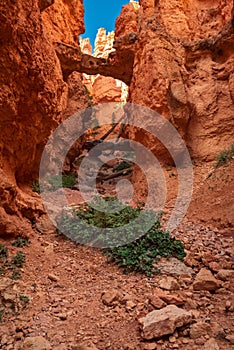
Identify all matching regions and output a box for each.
[19,295,30,303]
[83,84,93,106]
[0,244,8,260]
[0,309,4,322]
[32,179,41,193]
[214,144,234,168]
[112,161,133,173]
[11,251,25,268]
[40,173,77,192]
[12,237,31,248]
[11,269,21,280]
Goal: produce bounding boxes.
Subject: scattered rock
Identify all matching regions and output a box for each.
[148,294,167,309]
[142,343,157,350]
[125,300,136,310]
[203,338,219,350]
[101,289,121,306]
[158,276,180,291]
[21,336,51,350]
[154,288,184,306]
[0,277,13,291]
[193,268,220,291]
[156,258,194,276]
[190,321,224,339]
[216,269,234,281]
[225,334,234,344]
[35,216,57,235]
[73,342,99,350]
[139,305,193,340]
[57,313,67,320]
[48,274,59,282]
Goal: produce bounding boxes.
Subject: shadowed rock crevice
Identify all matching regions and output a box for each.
[38,0,54,12]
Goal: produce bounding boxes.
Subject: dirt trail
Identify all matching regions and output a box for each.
[0,160,233,350]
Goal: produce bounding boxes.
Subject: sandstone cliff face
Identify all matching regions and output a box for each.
[124,0,234,160]
[0,0,88,236]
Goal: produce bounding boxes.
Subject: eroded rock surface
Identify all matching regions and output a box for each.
[0,0,88,237]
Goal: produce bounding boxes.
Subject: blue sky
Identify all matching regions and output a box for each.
[80,0,133,49]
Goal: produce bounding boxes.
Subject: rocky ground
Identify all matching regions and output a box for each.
[0,157,233,350]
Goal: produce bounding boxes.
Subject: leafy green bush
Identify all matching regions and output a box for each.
[104,226,185,277]
[58,196,185,276]
[214,144,234,168]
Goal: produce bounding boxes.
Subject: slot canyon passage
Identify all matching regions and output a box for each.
[0,0,234,349]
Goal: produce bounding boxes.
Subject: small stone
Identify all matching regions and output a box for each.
[203,338,219,350]
[157,257,194,276]
[73,342,99,350]
[158,276,180,291]
[55,345,67,350]
[35,216,57,235]
[190,322,210,339]
[181,338,189,344]
[195,337,205,345]
[101,289,121,306]
[208,262,220,272]
[126,300,136,310]
[139,305,193,340]
[57,313,67,320]
[21,336,51,350]
[48,274,59,282]
[169,336,177,343]
[148,294,167,309]
[15,332,24,341]
[216,269,234,281]
[0,277,13,291]
[142,343,157,350]
[193,268,220,291]
[226,334,234,344]
[154,288,184,305]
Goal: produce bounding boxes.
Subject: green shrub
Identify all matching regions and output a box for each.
[214,144,234,168]
[12,237,31,248]
[58,197,185,276]
[104,225,185,277]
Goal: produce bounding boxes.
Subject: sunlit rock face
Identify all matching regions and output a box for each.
[80,29,128,104]
[127,0,234,160]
